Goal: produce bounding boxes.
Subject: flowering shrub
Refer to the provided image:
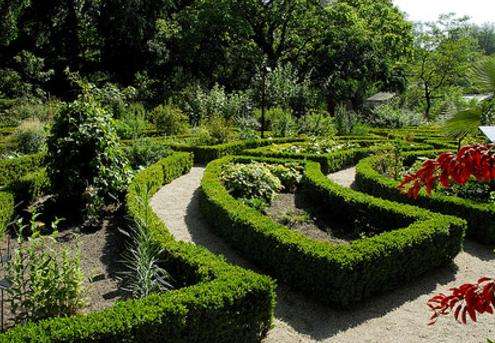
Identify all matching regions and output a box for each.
[399,144,495,198]
[280,139,358,155]
[398,144,495,325]
[221,162,283,203]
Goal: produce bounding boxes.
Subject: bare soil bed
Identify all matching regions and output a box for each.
[0,217,125,329]
[265,192,351,244]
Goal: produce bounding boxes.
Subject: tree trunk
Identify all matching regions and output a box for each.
[424,85,432,121]
[326,96,337,116]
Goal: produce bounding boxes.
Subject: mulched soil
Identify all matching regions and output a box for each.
[265,192,352,244]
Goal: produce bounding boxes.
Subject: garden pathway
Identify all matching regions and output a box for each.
[327,166,356,188]
[151,166,495,343]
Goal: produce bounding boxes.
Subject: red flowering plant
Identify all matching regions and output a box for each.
[398,144,495,325]
[398,144,495,199]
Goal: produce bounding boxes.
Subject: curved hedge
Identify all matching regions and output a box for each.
[355,151,495,244]
[243,141,433,174]
[199,152,465,308]
[0,152,276,342]
[125,137,306,164]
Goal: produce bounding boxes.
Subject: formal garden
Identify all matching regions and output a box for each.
[0,0,495,342]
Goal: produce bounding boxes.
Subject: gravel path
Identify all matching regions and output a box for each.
[151,166,495,343]
[327,166,357,188]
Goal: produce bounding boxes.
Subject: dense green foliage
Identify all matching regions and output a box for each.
[355,151,495,243]
[7,235,86,324]
[200,153,465,307]
[46,97,131,218]
[0,152,276,342]
[0,0,413,112]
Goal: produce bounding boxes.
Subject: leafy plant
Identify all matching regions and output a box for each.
[267,163,302,192]
[126,138,172,169]
[46,95,131,222]
[11,118,46,154]
[399,144,495,198]
[197,117,236,145]
[297,111,335,137]
[114,104,149,139]
[6,215,85,324]
[375,142,405,180]
[271,108,297,137]
[278,210,311,229]
[151,104,190,136]
[334,104,359,135]
[367,103,423,129]
[119,183,174,298]
[221,162,282,203]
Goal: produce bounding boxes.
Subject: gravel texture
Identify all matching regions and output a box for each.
[150,166,495,343]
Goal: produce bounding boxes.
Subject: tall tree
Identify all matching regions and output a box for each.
[407,15,480,119]
[308,0,412,113]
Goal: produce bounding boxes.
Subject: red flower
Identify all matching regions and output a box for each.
[398,144,495,198]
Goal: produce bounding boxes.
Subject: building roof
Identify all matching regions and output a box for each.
[366,92,397,102]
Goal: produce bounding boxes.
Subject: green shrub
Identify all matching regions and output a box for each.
[0,153,44,186]
[297,111,336,137]
[114,109,149,140]
[200,154,465,307]
[271,108,297,137]
[193,117,236,145]
[0,152,276,342]
[126,138,172,169]
[7,234,86,324]
[221,162,282,203]
[334,104,359,135]
[151,104,190,136]
[0,191,14,235]
[46,97,131,220]
[9,168,50,203]
[11,118,46,154]
[366,104,423,128]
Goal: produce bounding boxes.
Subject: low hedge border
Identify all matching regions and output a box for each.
[355,151,495,244]
[166,137,305,163]
[199,153,465,308]
[243,141,433,174]
[0,152,276,342]
[0,153,44,186]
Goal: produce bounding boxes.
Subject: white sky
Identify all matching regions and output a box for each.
[393,0,495,24]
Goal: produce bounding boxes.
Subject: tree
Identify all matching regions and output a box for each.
[407,15,479,119]
[308,0,412,113]
[445,56,495,144]
[0,0,30,47]
[469,23,495,56]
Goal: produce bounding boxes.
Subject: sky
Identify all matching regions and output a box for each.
[393,0,495,25]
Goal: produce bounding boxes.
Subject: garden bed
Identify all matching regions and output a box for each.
[0,218,125,329]
[0,152,275,341]
[200,153,465,308]
[355,151,495,244]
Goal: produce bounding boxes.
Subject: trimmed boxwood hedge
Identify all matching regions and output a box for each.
[0,191,14,236]
[199,153,465,308]
[141,137,305,164]
[0,152,276,342]
[243,141,433,174]
[0,153,44,186]
[355,151,495,244]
